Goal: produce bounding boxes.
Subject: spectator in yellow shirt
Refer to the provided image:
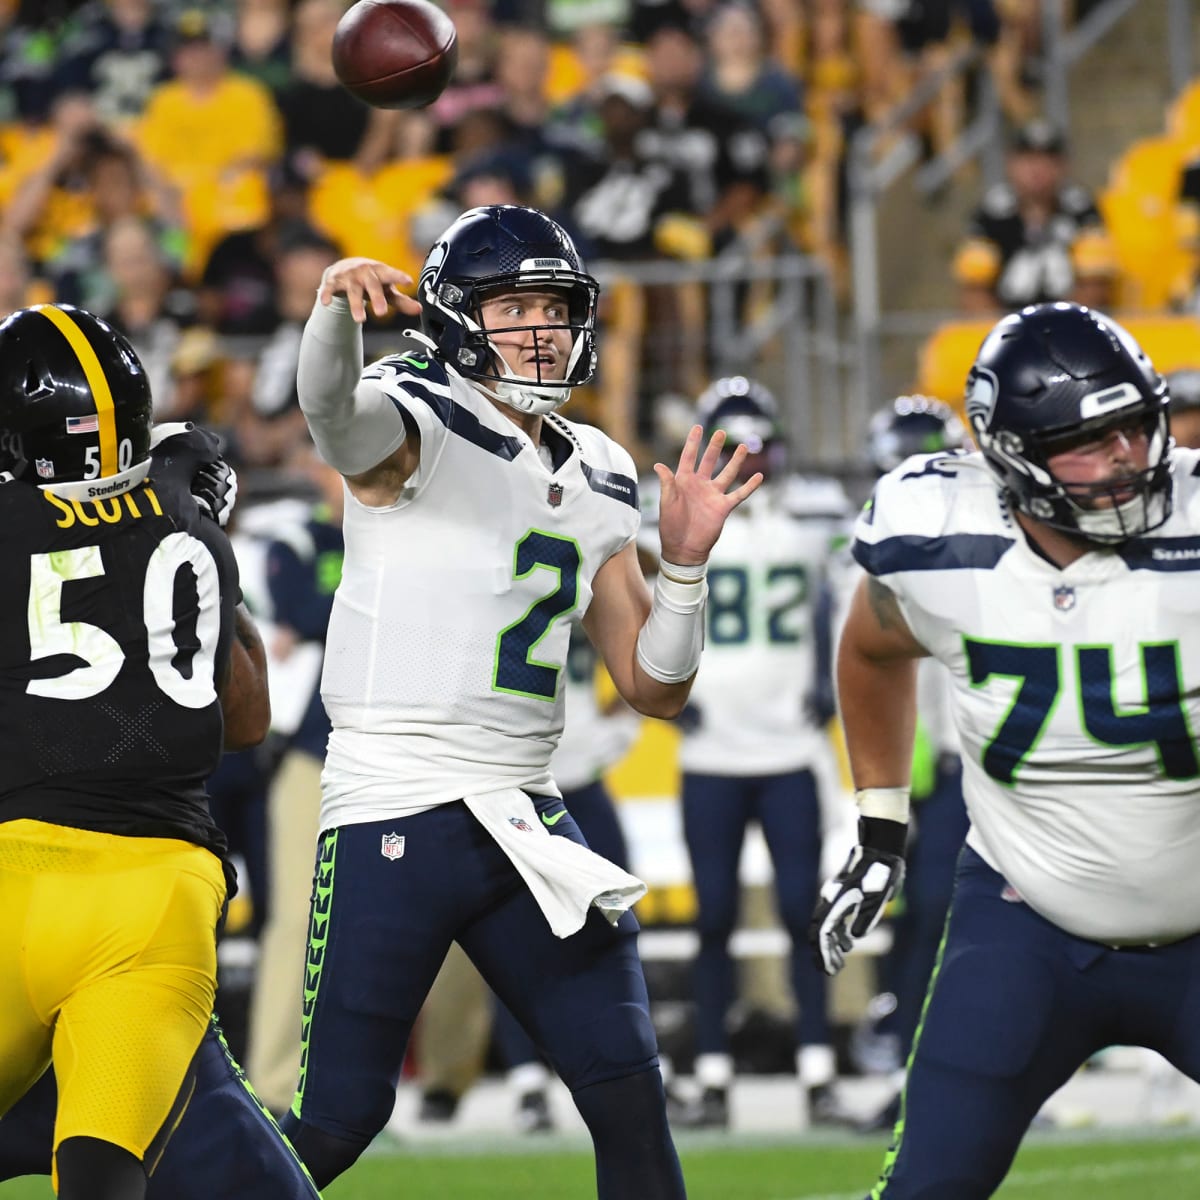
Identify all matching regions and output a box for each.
[136,8,282,190]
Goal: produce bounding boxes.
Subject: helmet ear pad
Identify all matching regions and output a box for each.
[965,303,1171,544]
[0,304,153,495]
[417,206,599,414]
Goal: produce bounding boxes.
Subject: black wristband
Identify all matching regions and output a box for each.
[859,815,908,858]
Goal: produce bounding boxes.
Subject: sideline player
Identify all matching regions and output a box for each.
[279,204,761,1197]
[812,302,1200,1197]
[0,305,269,1200]
[645,377,853,1128]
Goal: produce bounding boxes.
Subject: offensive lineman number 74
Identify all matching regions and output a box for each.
[964,636,1198,784]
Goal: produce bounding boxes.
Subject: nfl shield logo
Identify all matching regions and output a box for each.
[1052,585,1076,612]
[508,817,533,833]
[380,833,406,860]
[35,458,54,479]
[547,482,564,508]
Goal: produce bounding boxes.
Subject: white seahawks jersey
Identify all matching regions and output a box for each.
[550,627,639,793]
[854,448,1200,944]
[319,353,639,830]
[643,474,850,775]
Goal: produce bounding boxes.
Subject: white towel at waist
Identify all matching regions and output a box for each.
[463,789,647,938]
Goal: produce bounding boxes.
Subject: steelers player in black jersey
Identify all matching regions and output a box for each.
[0,304,269,1200]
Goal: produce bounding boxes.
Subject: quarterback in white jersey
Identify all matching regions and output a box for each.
[278,205,760,1199]
[812,303,1200,1199]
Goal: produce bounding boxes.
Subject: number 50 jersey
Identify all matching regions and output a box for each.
[854,449,1200,946]
[0,476,237,858]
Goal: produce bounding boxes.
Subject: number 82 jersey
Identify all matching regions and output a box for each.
[854,448,1200,945]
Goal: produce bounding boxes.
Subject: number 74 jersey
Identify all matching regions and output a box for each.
[319,356,641,830]
[855,448,1200,945]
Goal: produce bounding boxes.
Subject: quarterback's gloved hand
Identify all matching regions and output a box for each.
[810,817,906,977]
[149,422,238,527]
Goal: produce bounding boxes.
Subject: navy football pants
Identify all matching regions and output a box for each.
[874,845,1200,1198]
[493,780,630,1072]
[282,798,674,1190]
[683,769,829,1054]
[879,762,969,1057]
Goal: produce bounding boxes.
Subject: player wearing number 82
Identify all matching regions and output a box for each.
[280,205,761,1196]
[0,304,269,1200]
[811,301,1200,1198]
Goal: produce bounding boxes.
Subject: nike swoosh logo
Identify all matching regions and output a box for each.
[541,809,569,827]
[399,355,429,371]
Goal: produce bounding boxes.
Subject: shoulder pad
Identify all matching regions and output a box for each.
[364,351,450,391]
[867,451,995,540]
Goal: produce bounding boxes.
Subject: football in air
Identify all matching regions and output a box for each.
[332,0,458,110]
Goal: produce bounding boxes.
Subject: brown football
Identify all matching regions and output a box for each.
[331,0,458,110]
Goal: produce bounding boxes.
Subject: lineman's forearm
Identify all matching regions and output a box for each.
[837,647,919,790]
[297,296,406,476]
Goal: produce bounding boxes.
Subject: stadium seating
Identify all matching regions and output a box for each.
[1098,136,1198,312]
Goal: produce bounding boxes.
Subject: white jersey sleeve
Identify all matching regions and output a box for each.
[853,448,1200,945]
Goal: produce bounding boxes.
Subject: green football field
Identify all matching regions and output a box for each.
[3,1129,1198,1198]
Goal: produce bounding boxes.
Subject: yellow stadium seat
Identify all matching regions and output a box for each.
[1100,136,1198,311]
[1167,79,1200,148]
[181,169,271,280]
[1099,187,1196,312]
[372,155,454,276]
[308,162,407,269]
[1106,135,1186,202]
[914,320,992,410]
[915,314,1200,413]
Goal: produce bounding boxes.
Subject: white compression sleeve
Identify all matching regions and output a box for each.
[296,295,409,476]
[634,561,707,685]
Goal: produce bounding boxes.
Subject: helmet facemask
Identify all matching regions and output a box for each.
[971,383,1172,545]
[421,265,599,416]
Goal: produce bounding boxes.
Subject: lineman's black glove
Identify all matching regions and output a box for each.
[810,817,906,976]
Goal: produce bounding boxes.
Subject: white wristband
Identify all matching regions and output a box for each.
[635,562,707,685]
[855,787,911,824]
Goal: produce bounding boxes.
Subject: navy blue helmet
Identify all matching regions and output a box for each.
[965,302,1170,544]
[417,205,599,415]
[0,304,153,500]
[696,375,786,481]
[867,394,966,475]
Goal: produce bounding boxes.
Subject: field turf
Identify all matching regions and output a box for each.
[2,1129,1198,1198]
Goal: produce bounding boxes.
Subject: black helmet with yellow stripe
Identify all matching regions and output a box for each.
[0,304,153,500]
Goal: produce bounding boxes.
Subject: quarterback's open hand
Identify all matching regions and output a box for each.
[654,426,764,565]
[318,256,422,323]
[810,845,905,976]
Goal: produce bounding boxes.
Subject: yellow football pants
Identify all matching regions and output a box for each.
[0,819,225,1176]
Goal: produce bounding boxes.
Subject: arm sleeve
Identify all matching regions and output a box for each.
[296,295,410,476]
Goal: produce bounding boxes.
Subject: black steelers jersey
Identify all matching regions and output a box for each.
[0,472,237,860]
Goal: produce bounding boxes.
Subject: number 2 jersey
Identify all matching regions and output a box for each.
[0,473,237,859]
[318,354,640,830]
[854,448,1200,945]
